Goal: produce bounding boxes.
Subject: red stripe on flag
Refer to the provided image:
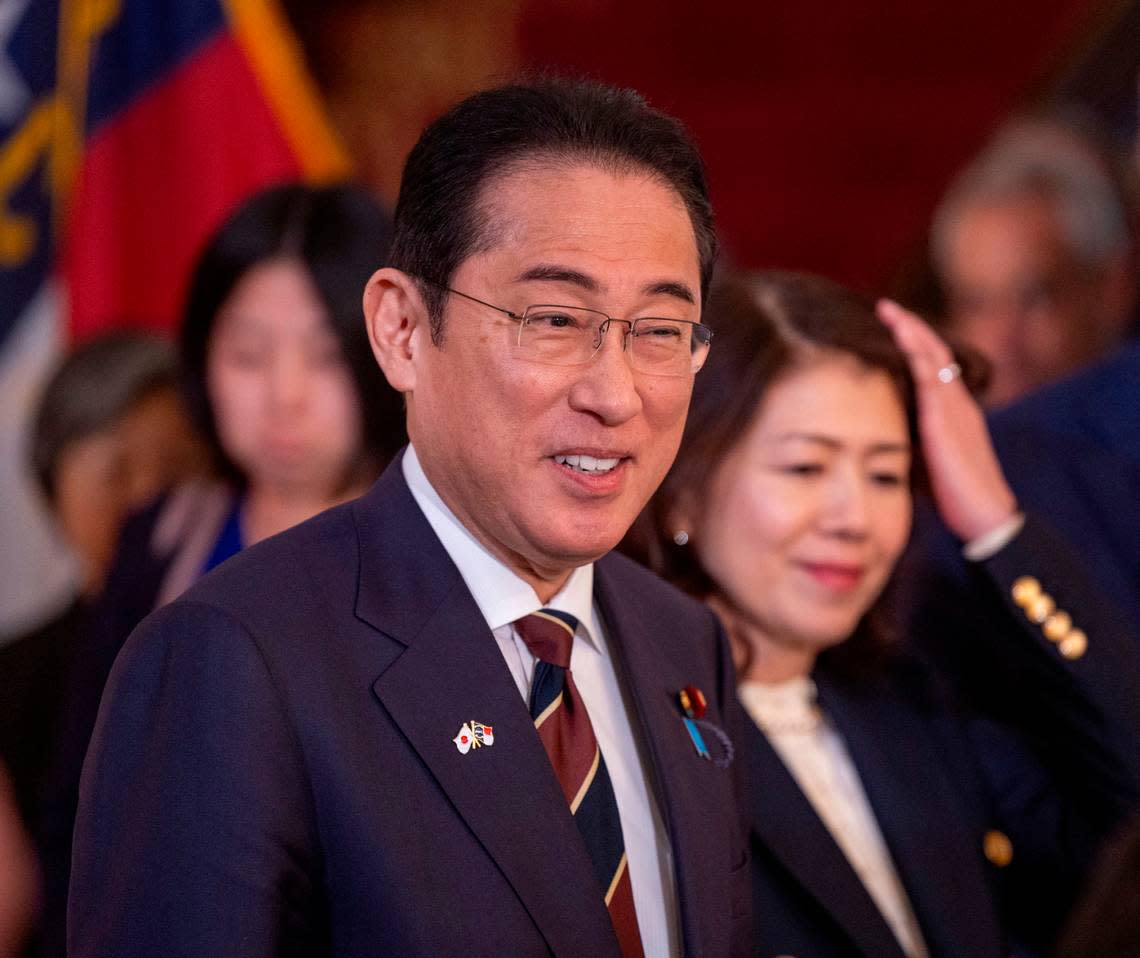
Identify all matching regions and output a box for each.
[63,31,304,342]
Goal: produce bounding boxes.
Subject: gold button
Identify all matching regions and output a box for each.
[983,829,1013,867]
[1011,576,1041,607]
[1043,611,1072,642]
[1027,594,1056,623]
[1060,630,1088,660]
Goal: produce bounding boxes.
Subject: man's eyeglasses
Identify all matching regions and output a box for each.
[421,281,712,377]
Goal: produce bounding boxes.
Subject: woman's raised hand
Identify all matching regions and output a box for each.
[876,299,1018,543]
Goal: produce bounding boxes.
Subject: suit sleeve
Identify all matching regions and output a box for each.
[897,506,1140,914]
[68,599,325,956]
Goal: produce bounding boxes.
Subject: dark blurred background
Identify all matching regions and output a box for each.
[283,0,1139,307]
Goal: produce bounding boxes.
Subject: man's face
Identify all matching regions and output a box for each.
[408,161,701,591]
[941,196,1108,406]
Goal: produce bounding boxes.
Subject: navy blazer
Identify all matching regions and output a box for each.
[68,458,751,956]
[747,519,1140,958]
[993,339,1140,465]
[987,339,1140,627]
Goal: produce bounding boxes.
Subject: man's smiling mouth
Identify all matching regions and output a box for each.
[553,453,622,474]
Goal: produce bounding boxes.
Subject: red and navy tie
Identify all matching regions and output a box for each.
[515,609,644,958]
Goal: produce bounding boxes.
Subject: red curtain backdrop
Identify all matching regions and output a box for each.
[517,0,1100,293]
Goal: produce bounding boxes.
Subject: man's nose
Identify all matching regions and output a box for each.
[567,325,642,425]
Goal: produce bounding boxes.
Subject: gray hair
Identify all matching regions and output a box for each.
[931,116,1131,275]
[31,331,179,504]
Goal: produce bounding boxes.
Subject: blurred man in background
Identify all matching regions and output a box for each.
[930,115,1136,406]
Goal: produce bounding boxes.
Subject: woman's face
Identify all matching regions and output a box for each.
[207,259,363,498]
[692,353,913,665]
[54,386,206,596]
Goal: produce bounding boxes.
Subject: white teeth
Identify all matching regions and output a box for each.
[554,454,621,474]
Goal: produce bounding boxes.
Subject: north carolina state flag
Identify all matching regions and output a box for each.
[60,0,349,342]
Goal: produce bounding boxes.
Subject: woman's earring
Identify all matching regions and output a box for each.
[672,530,690,546]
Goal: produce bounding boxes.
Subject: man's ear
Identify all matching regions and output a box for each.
[364,268,429,393]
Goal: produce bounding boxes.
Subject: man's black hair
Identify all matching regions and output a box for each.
[388,76,717,342]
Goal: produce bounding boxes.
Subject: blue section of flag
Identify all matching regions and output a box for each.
[84,0,225,134]
[0,0,60,350]
[0,172,53,346]
[5,0,57,111]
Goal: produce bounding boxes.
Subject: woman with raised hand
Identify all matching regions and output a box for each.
[625,272,1140,958]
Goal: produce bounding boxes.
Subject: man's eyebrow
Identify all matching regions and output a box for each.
[516,265,599,291]
[645,280,696,305]
[514,266,696,306]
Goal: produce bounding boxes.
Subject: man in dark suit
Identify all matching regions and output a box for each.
[68,79,751,956]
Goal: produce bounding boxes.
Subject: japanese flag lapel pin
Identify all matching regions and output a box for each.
[453,723,474,754]
[454,720,494,754]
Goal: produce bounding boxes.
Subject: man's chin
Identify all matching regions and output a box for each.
[530,527,626,573]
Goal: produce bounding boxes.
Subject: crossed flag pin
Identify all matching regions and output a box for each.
[453,720,494,754]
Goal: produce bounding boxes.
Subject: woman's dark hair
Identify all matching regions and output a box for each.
[624,270,982,676]
[180,182,404,484]
[31,331,179,504]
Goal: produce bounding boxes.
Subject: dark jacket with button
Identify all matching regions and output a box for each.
[746,518,1140,958]
[68,456,753,957]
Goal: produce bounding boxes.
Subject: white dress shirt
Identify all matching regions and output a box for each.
[403,445,680,956]
[739,677,930,958]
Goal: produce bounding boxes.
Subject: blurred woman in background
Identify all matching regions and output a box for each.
[29,332,205,602]
[0,331,204,842]
[35,182,404,955]
[626,272,1140,958]
[161,181,403,595]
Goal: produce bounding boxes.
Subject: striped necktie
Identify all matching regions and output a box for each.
[514,609,644,958]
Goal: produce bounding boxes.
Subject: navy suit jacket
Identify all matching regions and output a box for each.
[894,340,1140,833]
[987,339,1140,627]
[69,459,751,956]
[748,519,1140,958]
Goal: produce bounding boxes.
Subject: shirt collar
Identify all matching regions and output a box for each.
[402,444,599,645]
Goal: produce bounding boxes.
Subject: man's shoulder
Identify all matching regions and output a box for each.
[113,493,407,700]
[992,339,1140,452]
[181,498,360,614]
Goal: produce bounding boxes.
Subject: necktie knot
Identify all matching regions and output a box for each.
[514,609,578,669]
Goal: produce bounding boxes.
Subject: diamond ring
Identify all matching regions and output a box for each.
[937,362,962,384]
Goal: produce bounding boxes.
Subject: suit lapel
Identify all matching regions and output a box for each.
[593,559,738,958]
[818,671,1004,958]
[354,460,619,958]
[739,715,910,958]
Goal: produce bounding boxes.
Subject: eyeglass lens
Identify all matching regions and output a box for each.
[519,306,709,374]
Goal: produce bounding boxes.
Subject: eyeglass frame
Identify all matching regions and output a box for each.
[416,277,713,376]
